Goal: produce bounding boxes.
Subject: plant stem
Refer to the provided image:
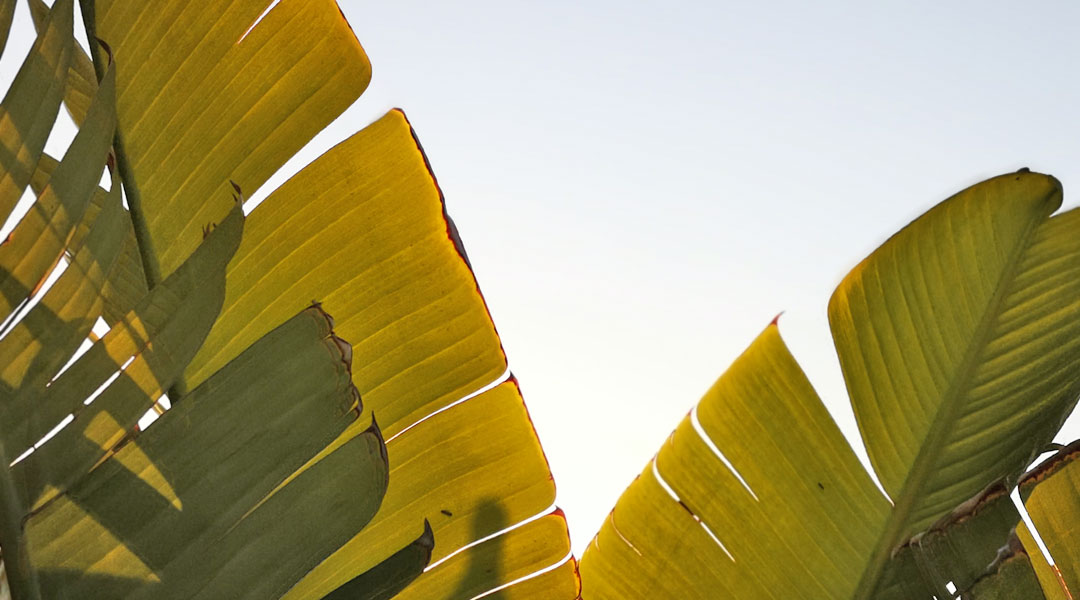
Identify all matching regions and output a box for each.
[0,449,41,600]
[79,0,161,290]
[80,2,185,404]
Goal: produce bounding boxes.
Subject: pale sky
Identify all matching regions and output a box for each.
[327,0,1080,555]
[4,0,1080,559]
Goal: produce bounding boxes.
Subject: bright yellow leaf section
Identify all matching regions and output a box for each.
[0,166,123,398]
[187,108,575,598]
[94,0,372,279]
[284,380,561,599]
[1021,441,1080,597]
[394,512,577,600]
[1016,523,1070,600]
[582,172,1080,600]
[580,324,889,599]
[482,559,580,600]
[187,110,507,439]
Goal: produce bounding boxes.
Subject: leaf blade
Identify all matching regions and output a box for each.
[828,172,1080,596]
[0,0,72,222]
[1019,441,1080,597]
[580,325,889,599]
[320,520,433,600]
[26,305,381,600]
[93,0,372,279]
[10,204,243,511]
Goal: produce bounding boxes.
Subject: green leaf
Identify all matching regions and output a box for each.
[831,173,1080,596]
[321,520,433,600]
[3,3,577,598]
[0,165,125,422]
[581,171,1080,599]
[580,324,888,599]
[26,153,148,324]
[876,480,1022,598]
[25,306,385,599]
[0,57,115,321]
[966,533,1047,600]
[0,0,16,61]
[9,204,243,512]
[27,0,95,125]
[0,0,72,221]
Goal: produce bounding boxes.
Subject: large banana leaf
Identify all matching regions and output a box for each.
[184,110,579,599]
[579,171,1080,599]
[26,305,385,599]
[3,0,578,598]
[91,0,374,284]
[88,0,578,592]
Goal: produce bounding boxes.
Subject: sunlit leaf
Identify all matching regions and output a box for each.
[1020,441,1080,597]
[91,0,372,281]
[391,512,578,600]
[9,205,242,512]
[0,165,124,422]
[581,324,887,598]
[285,379,571,600]
[26,306,385,599]
[1,1,577,597]
[831,172,1080,595]
[0,9,108,321]
[581,171,1080,599]
[185,111,506,437]
[321,520,433,600]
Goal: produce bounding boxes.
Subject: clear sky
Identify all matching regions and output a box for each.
[4,0,1080,559]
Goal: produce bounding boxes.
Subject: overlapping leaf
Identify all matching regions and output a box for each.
[4,1,579,597]
[181,111,577,599]
[10,203,242,512]
[92,0,373,282]
[1019,441,1080,597]
[581,325,888,598]
[1,158,119,407]
[26,306,385,599]
[580,171,1080,599]
[832,173,1080,596]
[0,0,72,222]
[321,521,433,600]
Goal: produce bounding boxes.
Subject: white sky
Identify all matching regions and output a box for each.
[4,0,1080,559]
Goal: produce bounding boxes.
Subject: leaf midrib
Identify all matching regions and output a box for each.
[852,209,1047,599]
[78,0,160,291]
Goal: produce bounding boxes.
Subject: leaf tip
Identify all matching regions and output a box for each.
[95,37,114,65]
